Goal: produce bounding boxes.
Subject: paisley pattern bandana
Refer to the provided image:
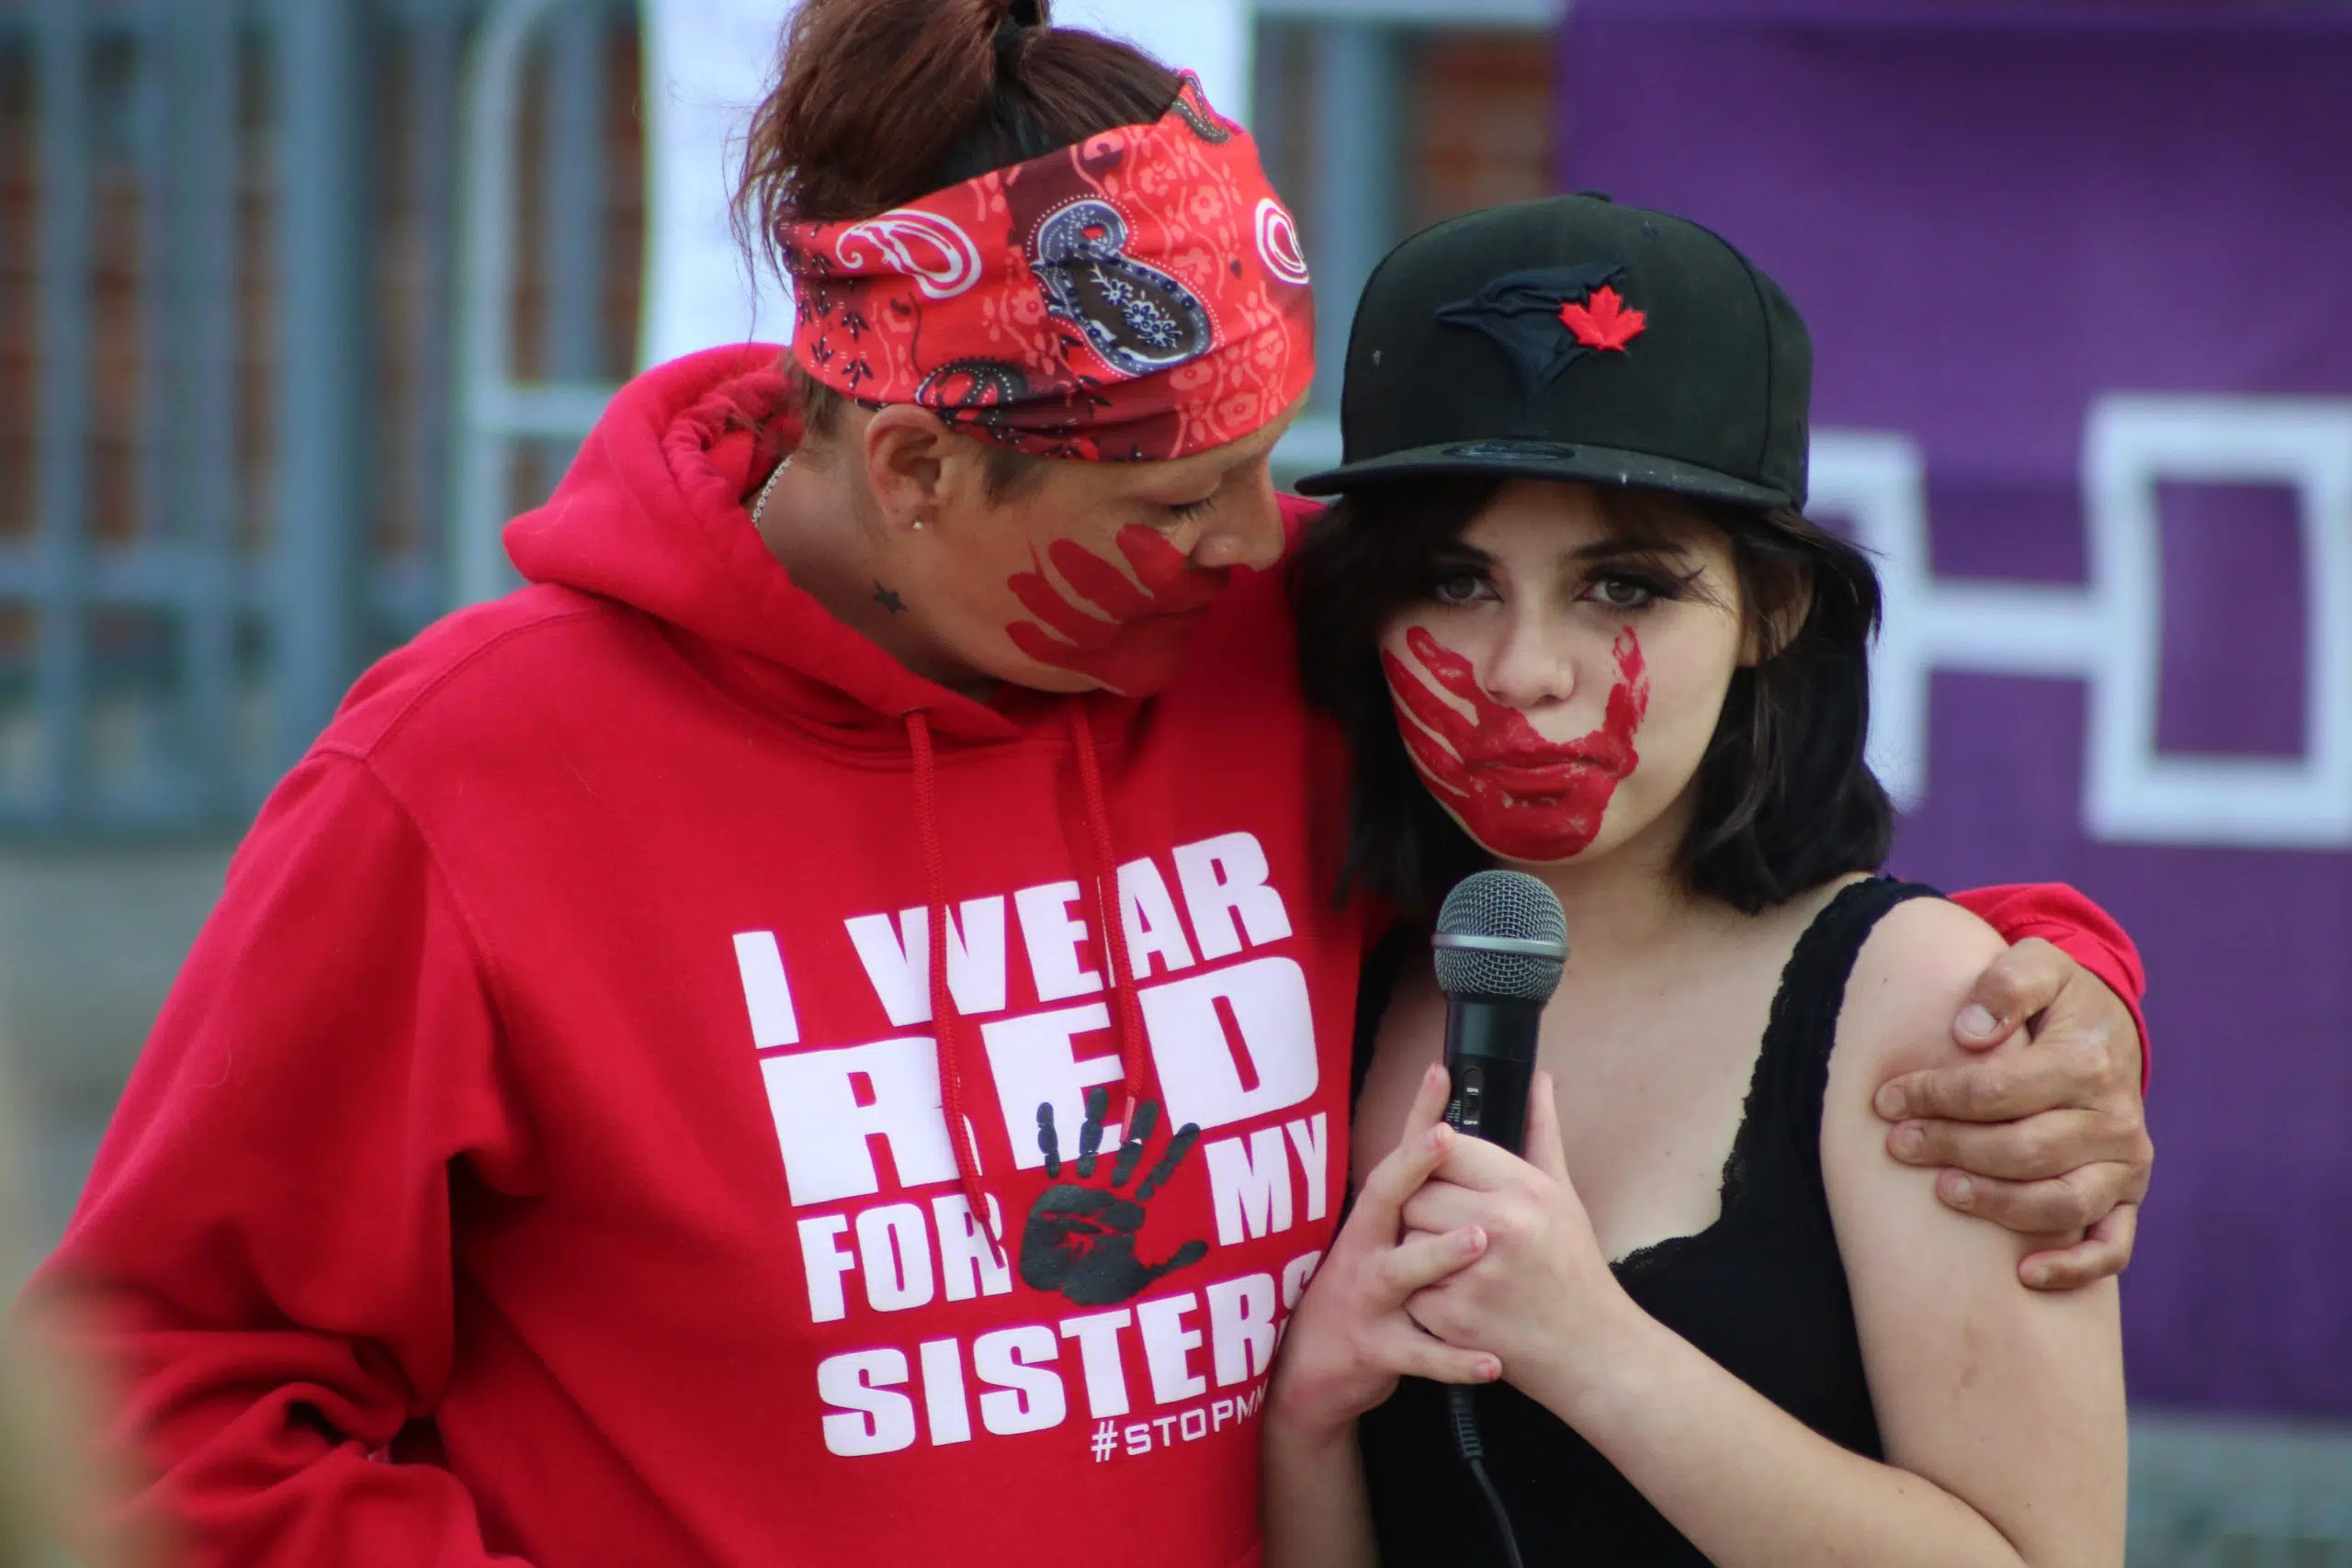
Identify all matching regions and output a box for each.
[777,78,1315,463]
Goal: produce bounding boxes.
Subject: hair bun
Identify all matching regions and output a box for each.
[993,0,1046,64]
[739,0,1175,227]
[1007,0,1046,25]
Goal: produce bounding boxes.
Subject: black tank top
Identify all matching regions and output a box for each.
[1353,877,1940,1566]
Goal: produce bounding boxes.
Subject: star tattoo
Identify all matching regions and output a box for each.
[873,582,907,615]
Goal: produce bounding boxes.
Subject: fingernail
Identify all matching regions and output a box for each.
[1958,1004,1997,1040]
[2023,1263,2052,1288]
[1874,1084,1906,1119]
[1426,1123,1451,1153]
[1893,1123,1925,1158]
[1946,1175,1974,1208]
[1461,1226,1487,1257]
[1480,1357,1502,1382]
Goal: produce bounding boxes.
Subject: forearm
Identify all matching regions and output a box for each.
[1529,1309,2035,1568]
[1262,1414,1380,1568]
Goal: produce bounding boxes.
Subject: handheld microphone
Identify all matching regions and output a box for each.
[1430,869,1567,1568]
[1433,870,1569,1156]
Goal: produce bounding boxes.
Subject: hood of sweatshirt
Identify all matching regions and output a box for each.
[505,342,1035,749]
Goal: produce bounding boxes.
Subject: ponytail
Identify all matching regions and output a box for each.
[737,0,1182,241]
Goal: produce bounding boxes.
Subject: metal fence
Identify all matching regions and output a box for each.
[0,0,638,834]
[5,0,1556,836]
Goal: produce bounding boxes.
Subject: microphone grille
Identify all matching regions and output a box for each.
[1433,870,1568,1001]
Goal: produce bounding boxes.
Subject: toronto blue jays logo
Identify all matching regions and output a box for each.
[1437,261,1648,402]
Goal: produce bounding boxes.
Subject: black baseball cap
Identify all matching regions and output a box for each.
[1295,192,1812,511]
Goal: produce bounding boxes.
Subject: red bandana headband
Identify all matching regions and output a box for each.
[778,78,1315,463]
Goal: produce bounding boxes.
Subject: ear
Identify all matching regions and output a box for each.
[1738,565,1814,669]
[863,405,1001,538]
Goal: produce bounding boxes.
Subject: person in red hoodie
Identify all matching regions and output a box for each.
[29,3,2149,1566]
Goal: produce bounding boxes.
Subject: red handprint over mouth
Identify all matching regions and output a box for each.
[1380,624,1650,863]
[1005,525,1230,695]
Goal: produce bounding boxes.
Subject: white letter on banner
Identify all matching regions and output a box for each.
[2083,395,2352,847]
[1813,399,2352,850]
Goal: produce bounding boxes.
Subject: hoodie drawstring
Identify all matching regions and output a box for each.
[905,700,1155,1267]
[1066,702,1151,1124]
[905,710,1002,1265]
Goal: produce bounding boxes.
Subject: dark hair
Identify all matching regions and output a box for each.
[734,0,1183,497]
[1292,479,1894,920]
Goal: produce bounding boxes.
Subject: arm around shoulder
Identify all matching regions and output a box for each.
[24,753,538,1568]
[1824,897,2128,1567]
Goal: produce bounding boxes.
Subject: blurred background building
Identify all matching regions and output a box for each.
[2,0,2349,1561]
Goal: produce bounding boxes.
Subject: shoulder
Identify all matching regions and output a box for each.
[322,583,654,761]
[1832,892,2006,1087]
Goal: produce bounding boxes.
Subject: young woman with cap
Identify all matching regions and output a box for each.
[30,7,2139,1565]
[1264,195,2127,1566]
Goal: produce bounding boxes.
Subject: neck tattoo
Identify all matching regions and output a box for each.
[873,582,907,615]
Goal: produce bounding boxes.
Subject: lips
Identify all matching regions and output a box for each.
[1382,624,1651,863]
[1470,759,1616,797]
[1458,732,1634,780]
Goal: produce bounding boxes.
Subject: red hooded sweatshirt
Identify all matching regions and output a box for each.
[33,345,2143,1568]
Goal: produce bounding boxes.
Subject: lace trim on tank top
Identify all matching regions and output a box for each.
[1611,875,1940,1281]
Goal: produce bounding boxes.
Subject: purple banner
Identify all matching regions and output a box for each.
[1561,3,2352,1415]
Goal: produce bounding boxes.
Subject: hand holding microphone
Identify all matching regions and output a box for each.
[1404,871,1639,1413]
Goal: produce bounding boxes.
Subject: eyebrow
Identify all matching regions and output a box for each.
[1432,536,1697,568]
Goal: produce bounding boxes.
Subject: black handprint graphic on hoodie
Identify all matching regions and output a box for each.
[1021,1086,1209,1306]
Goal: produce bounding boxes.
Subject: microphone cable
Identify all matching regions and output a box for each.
[1447,1385,1528,1568]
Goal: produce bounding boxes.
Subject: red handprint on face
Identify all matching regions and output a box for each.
[1379,624,1649,863]
[1005,525,1230,695]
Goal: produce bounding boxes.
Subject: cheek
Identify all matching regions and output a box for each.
[1615,633,1739,791]
[992,524,1227,694]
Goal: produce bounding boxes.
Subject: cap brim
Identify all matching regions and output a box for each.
[1294,438,1793,510]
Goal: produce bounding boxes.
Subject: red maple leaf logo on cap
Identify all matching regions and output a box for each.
[1558,285,1646,352]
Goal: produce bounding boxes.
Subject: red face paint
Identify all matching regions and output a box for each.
[1006,525,1228,694]
[1380,624,1650,863]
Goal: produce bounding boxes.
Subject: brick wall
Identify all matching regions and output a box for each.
[1404,29,1560,231]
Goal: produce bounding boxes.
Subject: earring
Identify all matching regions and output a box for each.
[910,519,927,532]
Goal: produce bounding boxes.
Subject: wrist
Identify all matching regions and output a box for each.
[1267,1360,1370,1447]
[1265,1380,1363,1455]
[1515,1278,1657,1426]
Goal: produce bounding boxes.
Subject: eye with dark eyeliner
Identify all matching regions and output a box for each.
[1580,555,1703,611]
[1421,553,1495,606]
[1583,571,1668,609]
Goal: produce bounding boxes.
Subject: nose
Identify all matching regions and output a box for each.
[1184,470,1287,573]
[1479,604,1579,713]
